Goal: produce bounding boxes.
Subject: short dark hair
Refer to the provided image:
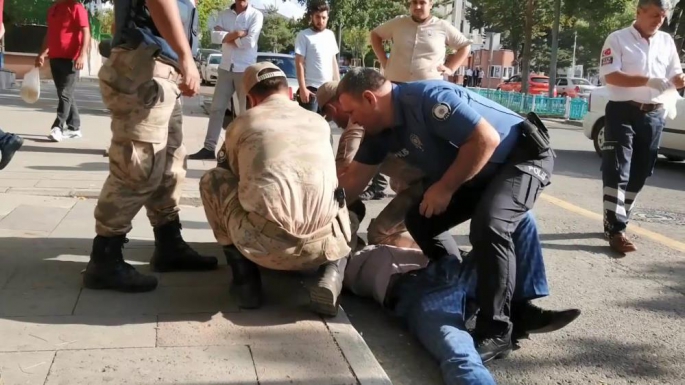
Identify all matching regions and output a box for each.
[337,67,387,99]
[638,0,669,9]
[249,68,288,98]
[308,1,329,15]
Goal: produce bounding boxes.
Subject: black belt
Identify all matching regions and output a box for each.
[624,100,663,112]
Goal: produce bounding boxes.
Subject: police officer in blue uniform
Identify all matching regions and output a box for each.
[599,0,685,254]
[336,67,554,363]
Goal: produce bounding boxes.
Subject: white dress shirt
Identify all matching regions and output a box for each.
[599,25,682,103]
[210,5,264,73]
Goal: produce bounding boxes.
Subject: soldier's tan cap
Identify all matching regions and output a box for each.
[242,62,287,93]
[316,81,339,110]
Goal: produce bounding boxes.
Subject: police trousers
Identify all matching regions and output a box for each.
[95,47,186,237]
[602,101,665,236]
[404,145,554,336]
[199,167,351,271]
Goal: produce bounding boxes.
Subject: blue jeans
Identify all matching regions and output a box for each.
[392,212,548,385]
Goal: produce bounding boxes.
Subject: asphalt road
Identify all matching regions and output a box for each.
[340,120,685,385]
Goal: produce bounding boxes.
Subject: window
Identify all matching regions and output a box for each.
[209,55,221,65]
[557,78,568,86]
[508,75,521,83]
[572,78,591,85]
[531,77,550,84]
[502,66,515,79]
[489,65,502,78]
[257,55,297,78]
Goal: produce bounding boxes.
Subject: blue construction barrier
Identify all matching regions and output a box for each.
[470,88,588,121]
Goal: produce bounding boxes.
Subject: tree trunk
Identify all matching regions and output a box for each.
[548,0,561,97]
[521,0,534,95]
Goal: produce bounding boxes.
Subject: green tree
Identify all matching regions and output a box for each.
[343,26,369,65]
[4,0,53,24]
[259,7,298,53]
[95,7,115,35]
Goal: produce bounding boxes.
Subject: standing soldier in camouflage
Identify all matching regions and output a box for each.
[84,0,218,293]
[200,62,352,316]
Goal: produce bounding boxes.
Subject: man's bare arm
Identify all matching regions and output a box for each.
[444,45,470,72]
[339,161,379,204]
[146,0,194,61]
[438,119,500,193]
[79,27,91,58]
[604,72,650,88]
[295,54,307,90]
[370,31,387,68]
[332,55,340,81]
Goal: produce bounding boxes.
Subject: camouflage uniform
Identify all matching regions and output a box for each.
[336,120,425,248]
[94,46,187,236]
[200,94,352,271]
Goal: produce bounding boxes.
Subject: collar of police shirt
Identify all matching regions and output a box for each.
[604,25,679,104]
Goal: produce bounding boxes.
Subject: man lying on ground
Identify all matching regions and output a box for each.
[344,212,581,385]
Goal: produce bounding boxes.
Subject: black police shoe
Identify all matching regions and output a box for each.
[512,301,581,341]
[83,235,159,293]
[359,188,387,201]
[224,246,263,309]
[150,220,218,272]
[188,148,216,160]
[0,134,24,170]
[310,258,347,317]
[474,332,513,363]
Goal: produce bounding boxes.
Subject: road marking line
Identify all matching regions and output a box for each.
[540,194,685,253]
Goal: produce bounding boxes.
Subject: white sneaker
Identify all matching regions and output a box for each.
[63,129,82,139]
[48,127,63,142]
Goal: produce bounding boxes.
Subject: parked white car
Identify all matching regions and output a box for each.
[583,87,685,161]
[556,77,596,98]
[201,53,222,85]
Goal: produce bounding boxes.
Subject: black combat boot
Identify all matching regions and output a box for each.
[310,257,348,317]
[150,219,218,272]
[224,246,263,309]
[83,235,159,293]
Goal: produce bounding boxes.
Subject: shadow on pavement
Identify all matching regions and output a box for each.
[553,149,685,192]
[622,260,685,318]
[19,145,106,156]
[26,162,208,179]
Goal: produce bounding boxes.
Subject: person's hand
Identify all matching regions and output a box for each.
[299,88,313,103]
[0,22,5,40]
[646,77,672,93]
[35,55,45,68]
[179,55,201,97]
[419,181,454,218]
[671,74,685,89]
[237,30,248,38]
[437,64,453,76]
[74,56,85,70]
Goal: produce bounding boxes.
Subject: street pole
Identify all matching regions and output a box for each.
[548,0,561,98]
[571,30,577,77]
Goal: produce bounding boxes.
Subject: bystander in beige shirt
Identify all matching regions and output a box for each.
[373,15,471,82]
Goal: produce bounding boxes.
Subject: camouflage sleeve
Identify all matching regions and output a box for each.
[336,124,365,177]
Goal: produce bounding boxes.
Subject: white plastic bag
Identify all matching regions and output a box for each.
[20,67,41,104]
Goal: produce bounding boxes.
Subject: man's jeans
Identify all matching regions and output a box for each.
[50,58,81,130]
[204,68,246,152]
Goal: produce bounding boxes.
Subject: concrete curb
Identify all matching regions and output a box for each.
[0,188,204,207]
[326,310,393,385]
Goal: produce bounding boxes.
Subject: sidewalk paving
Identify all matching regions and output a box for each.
[0,83,390,384]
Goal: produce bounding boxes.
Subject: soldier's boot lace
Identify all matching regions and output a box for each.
[150,219,218,272]
[310,257,348,317]
[83,235,158,293]
[224,246,263,309]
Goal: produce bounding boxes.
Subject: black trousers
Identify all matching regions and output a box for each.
[50,58,80,130]
[405,146,554,336]
[602,101,664,237]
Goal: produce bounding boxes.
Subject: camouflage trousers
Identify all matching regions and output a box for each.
[94,47,187,236]
[367,182,423,249]
[199,167,352,271]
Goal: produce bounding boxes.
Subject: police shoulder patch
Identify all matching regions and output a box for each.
[432,103,451,121]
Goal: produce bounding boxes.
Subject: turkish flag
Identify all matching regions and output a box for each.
[603,48,612,57]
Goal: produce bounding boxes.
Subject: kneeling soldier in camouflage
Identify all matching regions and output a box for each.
[200,62,352,315]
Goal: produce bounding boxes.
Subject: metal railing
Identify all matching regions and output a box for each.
[470,88,589,121]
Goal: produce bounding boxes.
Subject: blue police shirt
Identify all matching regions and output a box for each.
[354,80,523,183]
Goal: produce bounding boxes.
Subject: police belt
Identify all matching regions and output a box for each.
[517,112,553,157]
[624,100,663,113]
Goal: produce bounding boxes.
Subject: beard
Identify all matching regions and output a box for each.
[311,24,326,32]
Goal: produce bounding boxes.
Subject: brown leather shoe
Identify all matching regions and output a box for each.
[609,233,637,254]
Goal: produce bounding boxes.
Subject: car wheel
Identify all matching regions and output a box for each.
[665,155,685,162]
[592,119,605,157]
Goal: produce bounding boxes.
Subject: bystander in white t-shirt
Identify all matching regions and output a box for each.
[295,28,339,89]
